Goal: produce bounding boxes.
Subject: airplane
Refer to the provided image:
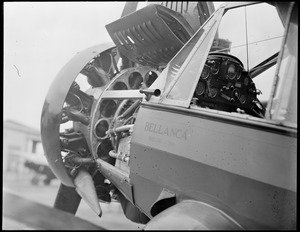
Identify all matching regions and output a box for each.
[40,1,297,230]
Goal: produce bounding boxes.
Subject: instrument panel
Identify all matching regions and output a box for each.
[194,53,265,117]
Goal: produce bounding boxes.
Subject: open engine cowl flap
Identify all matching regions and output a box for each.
[105,4,194,67]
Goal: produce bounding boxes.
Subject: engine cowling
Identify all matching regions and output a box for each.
[41,1,215,223]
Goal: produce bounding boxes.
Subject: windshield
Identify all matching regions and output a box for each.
[211,3,284,71]
[160,2,285,105]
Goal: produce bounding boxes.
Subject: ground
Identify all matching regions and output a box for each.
[3,171,144,230]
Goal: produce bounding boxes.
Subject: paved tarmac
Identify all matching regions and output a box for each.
[3,171,143,230]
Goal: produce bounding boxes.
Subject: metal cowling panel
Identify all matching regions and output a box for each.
[40,43,115,187]
[156,2,215,32]
[106,4,194,67]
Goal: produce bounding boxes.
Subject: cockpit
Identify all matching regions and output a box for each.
[193,52,265,118]
[149,2,285,120]
[188,2,285,119]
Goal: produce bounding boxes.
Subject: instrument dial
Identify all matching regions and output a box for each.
[196,81,205,96]
[208,88,218,98]
[201,65,210,80]
[210,60,220,74]
[227,63,237,80]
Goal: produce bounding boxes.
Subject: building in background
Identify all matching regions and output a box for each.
[3,120,43,174]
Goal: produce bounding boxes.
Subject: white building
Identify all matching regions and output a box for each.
[3,120,44,173]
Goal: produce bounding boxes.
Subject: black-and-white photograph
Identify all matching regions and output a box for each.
[3,2,297,230]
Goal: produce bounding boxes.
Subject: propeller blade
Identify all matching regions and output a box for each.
[54,183,81,215]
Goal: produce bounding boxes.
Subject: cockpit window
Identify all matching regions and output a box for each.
[211,3,284,104]
[213,3,284,71]
[160,3,285,118]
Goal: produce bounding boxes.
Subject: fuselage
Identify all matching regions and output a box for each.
[129,102,296,229]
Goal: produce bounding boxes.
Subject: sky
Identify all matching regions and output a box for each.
[3,2,225,131]
[4,2,126,130]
